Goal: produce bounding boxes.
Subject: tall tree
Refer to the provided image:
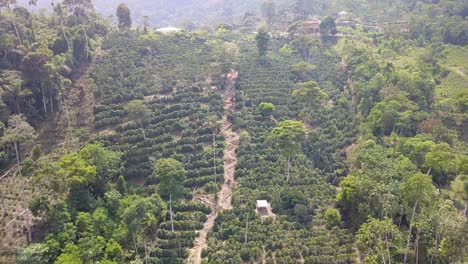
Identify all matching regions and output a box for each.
[356,217,404,263]
[55,243,82,264]
[59,150,97,212]
[451,174,468,217]
[121,194,166,257]
[258,102,275,118]
[291,81,328,123]
[367,93,419,136]
[0,70,32,114]
[56,144,122,212]
[290,35,320,61]
[77,143,122,195]
[22,51,52,116]
[261,0,276,32]
[255,28,270,63]
[125,100,149,140]
[153,158,186,199]
[142,15,149,34]
[53,3,71,52]
[291,61,316,81]
[1,115,36,242]
[16,243,50,264]
[62,0,93,25]
[320,16,337,36]
[401,172,436,264]
[116,3,131,30]
[270,120,306,182]
[424,143,456,185]
[1,115,36,176]
[294,0,307,20]
[117,175,127,196]
[0,0,16,9]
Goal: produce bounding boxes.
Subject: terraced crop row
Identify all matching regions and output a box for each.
[0,177,40,263]
[90,32,228,263]
[205,39,356,263]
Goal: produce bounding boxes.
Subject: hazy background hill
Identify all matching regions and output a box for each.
[16,0,265,27]
[16,0,450,29]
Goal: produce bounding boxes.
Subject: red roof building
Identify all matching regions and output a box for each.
[288,19,321,36]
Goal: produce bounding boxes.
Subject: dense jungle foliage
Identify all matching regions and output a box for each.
[0,0,467,263]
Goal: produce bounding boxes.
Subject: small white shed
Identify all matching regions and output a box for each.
[156,27,182,33]
[256,200,269,215]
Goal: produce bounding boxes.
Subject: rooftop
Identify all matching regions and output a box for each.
[304,19,321,25]
[256,200,269,208]
[156,26,182,33]
[338,11,348,16]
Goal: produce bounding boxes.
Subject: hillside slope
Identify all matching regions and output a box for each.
[1,0,467,263]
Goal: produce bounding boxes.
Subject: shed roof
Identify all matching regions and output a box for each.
[338,11,348,16]
[256,200,269,208]
[304,19,321,25]
[156,26,182,33]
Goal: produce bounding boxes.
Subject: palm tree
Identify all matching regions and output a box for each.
[1,78,33,114]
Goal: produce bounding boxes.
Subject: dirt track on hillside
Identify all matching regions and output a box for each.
[187,70,239,264]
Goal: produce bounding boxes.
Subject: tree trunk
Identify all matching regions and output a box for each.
[403,199,419,264]
[57,93,62,111]
[143,241,148,264]
[133,232,139,257]
[21,179,32,244]
[386,232,392,264]
[430,233,439,264]
[169,195,174,233]
[140,122,146,140]
[59,12,71,52]
[15,100,21,115]
[244,215,249,244]
[64,104,74,143]
[21,193,32,244]
[50,95,54,113]
[0,190,6,220]
[464,201,467,218]
[12,20,23,46]
[29,19,36,42]
[213,131,217,184]
[286,155,291,182]
[41,85,48,118]
[415,230,420,264]
[14,141,22,178]
[119,72,124,89]
[83,27,89,61]
[381,251,387,264]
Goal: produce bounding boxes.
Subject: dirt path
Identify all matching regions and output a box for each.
[187,70,240,264]
[262,246,266,264]
[455,68,466,77]
[353,246,362,263]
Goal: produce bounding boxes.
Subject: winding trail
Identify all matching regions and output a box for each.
[187,70,240,264]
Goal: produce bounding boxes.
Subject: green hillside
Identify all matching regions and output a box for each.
[0,0,467,263]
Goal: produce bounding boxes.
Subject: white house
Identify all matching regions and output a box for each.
[156,27,182,33]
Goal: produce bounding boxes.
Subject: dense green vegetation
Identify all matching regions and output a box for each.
[33,30,228,263]
[203,36,356,263]
[1,0,467,263]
